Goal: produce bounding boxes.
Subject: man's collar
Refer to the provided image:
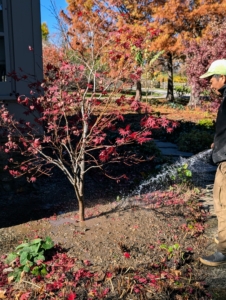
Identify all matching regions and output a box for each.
[218,84,226,96]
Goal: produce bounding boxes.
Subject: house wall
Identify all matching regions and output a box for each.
[0,0,43,192]
[0,0,43,119]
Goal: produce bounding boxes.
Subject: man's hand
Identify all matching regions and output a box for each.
[211,143,214,149]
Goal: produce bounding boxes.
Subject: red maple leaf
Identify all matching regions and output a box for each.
[30,176,36,183]
[92,136,105,145]
[99,147,115,162]
[137,137,151,145]
[166,127,173,133]
[33,138,41,148]
[119,124,131,136]
[142,116,158,128]
[106,272,113,278]
[124,252,130,258]
[20,292,31,300]
[172,121,179,128]
[101,288,110,297]
[161,117,170,128]
[83,260,91,266]
[67,292,77,300]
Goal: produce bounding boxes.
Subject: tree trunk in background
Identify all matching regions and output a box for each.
[166,52,174,101]
[188,85,200,107]
[135,80,142,101]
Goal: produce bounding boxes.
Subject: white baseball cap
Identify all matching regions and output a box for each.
[200,59,226,78]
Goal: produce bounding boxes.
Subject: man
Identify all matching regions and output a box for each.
[199,59,226,266]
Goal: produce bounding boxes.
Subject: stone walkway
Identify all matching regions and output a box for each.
[154,139,194,158]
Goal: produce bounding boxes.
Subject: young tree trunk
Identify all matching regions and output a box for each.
[77,191,85,221]
[74,161,85,222]
[166,52,174,101]
[75,115,87,222]
[187,85,200,107]
[135,80,142,101]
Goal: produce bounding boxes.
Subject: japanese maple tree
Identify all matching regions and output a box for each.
[0,1,178,222]
[0,57,177,222]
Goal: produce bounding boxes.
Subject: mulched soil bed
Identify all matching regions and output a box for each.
[0,178,217,299]
[0,159,226,299]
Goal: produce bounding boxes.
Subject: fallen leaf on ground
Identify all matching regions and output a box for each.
[124,252,131,258]
[94,270,105,282]
[0,290,6,299]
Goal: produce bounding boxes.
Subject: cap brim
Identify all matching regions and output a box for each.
[199,72,214,79]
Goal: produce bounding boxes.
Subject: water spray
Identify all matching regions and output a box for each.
[135,148,213,196]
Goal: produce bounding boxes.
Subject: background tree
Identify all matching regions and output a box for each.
[42,45,66,71]
[61,0,163,101]
[41,22,50,42]
[104,16,162,101]
[185,21,226,107]
[113,0,158,101]
[149,0,226,101]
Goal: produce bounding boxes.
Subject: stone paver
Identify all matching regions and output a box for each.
[154,140,194,157]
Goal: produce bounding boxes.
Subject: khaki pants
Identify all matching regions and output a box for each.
[213,161,226,254]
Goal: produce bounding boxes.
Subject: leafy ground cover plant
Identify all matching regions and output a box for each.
[170,163,193,185]
[5,237,54,282]
[160,243,181,259]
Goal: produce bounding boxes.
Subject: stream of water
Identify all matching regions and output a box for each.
[119,149,215,207]
[137,149,214,194]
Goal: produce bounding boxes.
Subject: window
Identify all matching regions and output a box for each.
[0,0,6,82]
[0,0,13,98]
[0,0,42,100]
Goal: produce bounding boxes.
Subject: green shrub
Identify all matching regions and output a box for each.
[174,85,191,98]
[198,119,214,129]
[167,102,185,110]
[177,129,214,153]
[6,237,54,282]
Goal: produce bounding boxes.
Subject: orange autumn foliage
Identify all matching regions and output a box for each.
[42,45,66,72]
[59,0,158,98]
[58,3,166,119]
[61,0,114,60]
[150,0,226,55]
